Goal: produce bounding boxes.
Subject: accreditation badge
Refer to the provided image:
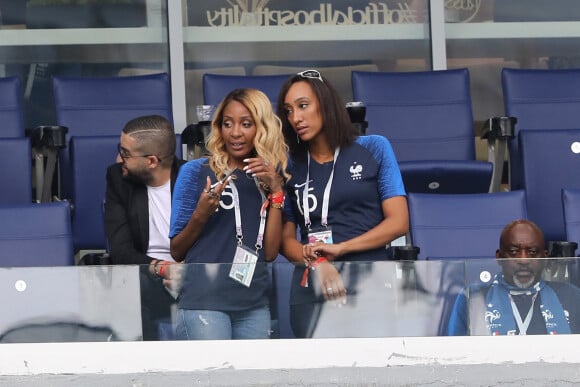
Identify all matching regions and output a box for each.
[229,245,258,287]
[308,227,333,245]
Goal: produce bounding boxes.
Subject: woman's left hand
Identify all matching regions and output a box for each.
[310,242,345,262]
[243,157,283,192]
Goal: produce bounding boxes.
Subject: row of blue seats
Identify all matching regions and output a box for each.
[2,67,580,250]
[1,125,579,259]
[2,188,580,267]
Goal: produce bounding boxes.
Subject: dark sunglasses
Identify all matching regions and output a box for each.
[297,69,324,82]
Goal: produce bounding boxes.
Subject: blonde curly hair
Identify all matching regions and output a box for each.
[206,88,290,186]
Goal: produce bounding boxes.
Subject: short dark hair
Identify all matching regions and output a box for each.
[122,115,175,167]
[276,72,357,160]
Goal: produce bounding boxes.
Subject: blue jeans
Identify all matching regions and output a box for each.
[175,305,271,340]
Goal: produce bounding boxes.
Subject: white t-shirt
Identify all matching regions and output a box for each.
[147,180,174,262]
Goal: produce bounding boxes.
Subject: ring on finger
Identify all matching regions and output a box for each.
[326,287,333,292]
[208,191,216,198]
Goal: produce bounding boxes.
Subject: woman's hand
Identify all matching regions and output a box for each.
[243,157,283,193]
[309,242,345,262]
[196,175,230,219]
[313,261,347,304]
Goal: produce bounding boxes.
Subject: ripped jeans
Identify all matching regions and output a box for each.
[175,305,271,340]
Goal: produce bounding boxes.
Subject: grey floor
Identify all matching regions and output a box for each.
[2,363,580,387]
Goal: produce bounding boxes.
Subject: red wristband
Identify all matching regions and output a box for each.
[311,257,328,268]
[269,191,285,204]
[158,261,169,278]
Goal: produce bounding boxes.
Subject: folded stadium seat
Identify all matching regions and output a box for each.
[52,73,174,202]
[0,76,25,138]
[0,201,74,267]
[519,129,580,242]
[0,137,32,204]
[502,67,580,190]
[252,63,379,104]
[407,190,527,335]
[202,74,290,110]
[352,69,493,194]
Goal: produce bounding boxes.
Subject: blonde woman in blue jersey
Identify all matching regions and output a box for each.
[169,88,288,340]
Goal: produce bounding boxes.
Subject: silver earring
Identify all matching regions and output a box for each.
[296,134,300,143]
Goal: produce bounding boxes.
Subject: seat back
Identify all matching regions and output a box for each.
[0,138,32,204]
[70,136,119,251]
[408,190,527,260]
[352,69,476,162]
[53,73,173,199]
[352,69,492,194]
[202,74,290,109]
[520,129,580,242]
[502,68,580,189]
[0,76,25,138]
[0,201,74,267]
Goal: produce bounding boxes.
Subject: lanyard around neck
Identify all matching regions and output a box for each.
[509,292,538,335]
[229,178,267,252]
[303,147,340,231]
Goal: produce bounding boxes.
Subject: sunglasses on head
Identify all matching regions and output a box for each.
[297,69,324,83]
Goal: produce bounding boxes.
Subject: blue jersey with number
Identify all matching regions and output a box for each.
[285,135,406,261]
[170,158,269,311]
[284,135,406,305]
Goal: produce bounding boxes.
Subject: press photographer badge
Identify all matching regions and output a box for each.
[229,245,258,287]
[308,227,333,245]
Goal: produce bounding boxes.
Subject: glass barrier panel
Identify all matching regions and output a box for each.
[0,265,142,343]
[3,258,579,343]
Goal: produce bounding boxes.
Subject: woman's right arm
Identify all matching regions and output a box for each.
[170,175,227,261]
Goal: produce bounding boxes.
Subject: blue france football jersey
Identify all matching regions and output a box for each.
[170,158,269,311]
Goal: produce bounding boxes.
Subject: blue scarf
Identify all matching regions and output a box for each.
[484,274,571,335]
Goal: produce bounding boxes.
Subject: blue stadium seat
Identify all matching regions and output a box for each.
[502,67,580,189]
[352,69,493,194]
[52,73,173,200]
[0,76,25,138]
[202,73,290,109]
[520,129,580,242]
[0,137,32,204]
[0,201,74,267]
[70,135,119,251]
[408,190,527,260]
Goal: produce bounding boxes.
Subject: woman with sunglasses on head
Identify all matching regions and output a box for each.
[277,70,408,338]
[169,88,289,340]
